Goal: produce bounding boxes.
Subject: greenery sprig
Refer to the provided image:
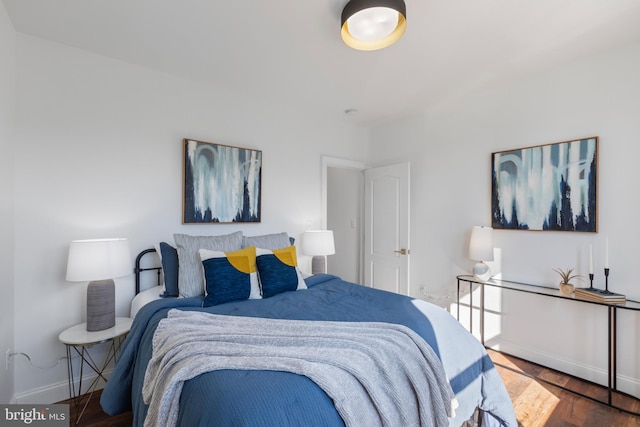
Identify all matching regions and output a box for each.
[553,267,582,284]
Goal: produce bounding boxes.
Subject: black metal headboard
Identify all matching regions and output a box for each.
[134,248,162,294]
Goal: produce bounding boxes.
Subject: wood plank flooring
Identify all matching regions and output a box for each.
[489,349,640,427]
[58,350,640,426]
[57,390,132,427]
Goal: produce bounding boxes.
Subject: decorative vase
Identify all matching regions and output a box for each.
[559,282,575,296]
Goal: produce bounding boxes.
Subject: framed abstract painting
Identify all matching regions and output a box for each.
[183,138,262,223]
[491,137,597,232]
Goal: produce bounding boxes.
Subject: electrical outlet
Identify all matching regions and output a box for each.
[5,349,10,370]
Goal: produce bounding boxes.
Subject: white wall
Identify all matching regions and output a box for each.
[368,42,640,397]
[0,0,16,404]
[11,34,368,403]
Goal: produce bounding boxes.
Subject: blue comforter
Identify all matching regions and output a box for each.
[101,274,516,426]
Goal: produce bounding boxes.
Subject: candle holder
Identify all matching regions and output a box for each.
[588,273,594,290]
[601,268,612,295]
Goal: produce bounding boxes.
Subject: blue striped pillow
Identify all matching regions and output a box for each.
[174,232,243,297]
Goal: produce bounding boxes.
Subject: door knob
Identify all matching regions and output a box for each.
[394,249,409,255]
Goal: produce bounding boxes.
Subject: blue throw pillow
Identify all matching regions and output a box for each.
[256,246,306,298]
[158,242,179,297]
[200,247,260,307]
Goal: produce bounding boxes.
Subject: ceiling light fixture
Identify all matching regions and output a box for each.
[341,0,406,51]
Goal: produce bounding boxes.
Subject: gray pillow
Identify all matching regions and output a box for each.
[174,232,243,297]
[242,232,292,250]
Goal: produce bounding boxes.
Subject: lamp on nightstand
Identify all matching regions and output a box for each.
[469,226,494,281]
[66,238,132,332]
[303,230,336,274]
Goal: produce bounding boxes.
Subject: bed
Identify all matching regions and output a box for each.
[100,232,517,427]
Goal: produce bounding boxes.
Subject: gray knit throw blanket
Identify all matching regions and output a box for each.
[143,309,454,427]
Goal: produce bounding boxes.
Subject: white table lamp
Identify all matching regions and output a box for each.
[303,230,336,274]
[66,238,132,331]
[469,226,494,281]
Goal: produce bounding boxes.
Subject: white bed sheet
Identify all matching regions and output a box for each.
[130,287,165,318]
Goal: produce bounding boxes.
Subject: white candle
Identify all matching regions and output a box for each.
[589,244,593,274]
[605,238,609,268]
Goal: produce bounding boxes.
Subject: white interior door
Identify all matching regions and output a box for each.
[364,163,410,295]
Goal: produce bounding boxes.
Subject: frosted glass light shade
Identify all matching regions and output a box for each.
[468,226,494,261]
[66,238,132,282]
[341,0,406,51]
[348,7,398,41]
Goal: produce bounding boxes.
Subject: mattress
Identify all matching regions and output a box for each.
[130,286,165,319]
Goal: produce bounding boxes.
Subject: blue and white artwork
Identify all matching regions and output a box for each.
[183,139,262,223]
[491,137,597,232]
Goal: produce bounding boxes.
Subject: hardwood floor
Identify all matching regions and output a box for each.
[489,349,640,427]
[59,351,640,426]
[57,389,132,427]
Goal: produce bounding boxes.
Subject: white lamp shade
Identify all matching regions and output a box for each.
[66,238,132,282]
[468,226,494,262]
[302,230,336,256]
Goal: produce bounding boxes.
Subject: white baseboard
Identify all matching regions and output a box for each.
[14,368,112,404]
[14,380,71,405]
[488,336,640,398]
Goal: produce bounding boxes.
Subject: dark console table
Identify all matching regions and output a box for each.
[456,274,640,415]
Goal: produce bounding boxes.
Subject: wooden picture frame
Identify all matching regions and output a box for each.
[183,138,262,223]
[491,137,598,232]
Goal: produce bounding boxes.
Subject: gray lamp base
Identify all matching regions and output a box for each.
[311,255,327,274]
[86,279,115,331]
